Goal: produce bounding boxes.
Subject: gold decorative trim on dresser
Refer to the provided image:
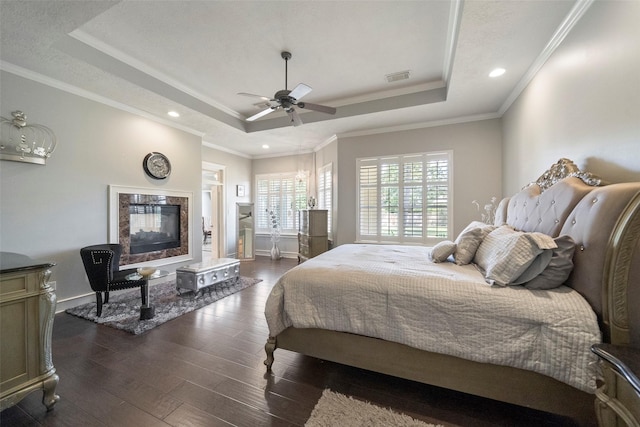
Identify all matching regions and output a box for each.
[298,209,328,263]
[592,344,640,427]
[1,252,59,411]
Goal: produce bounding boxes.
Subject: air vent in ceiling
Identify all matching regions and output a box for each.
[385,70,411,83]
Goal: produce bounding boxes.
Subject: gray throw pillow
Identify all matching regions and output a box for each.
[524,235,576,290]
[511,249,554,285]
[430,241,457,263]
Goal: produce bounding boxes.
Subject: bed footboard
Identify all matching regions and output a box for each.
[266,327,595,426]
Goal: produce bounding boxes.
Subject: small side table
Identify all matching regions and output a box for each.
[591,343,640,427]
[126,269,169,320]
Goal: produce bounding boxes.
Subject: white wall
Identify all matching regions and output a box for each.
[335,119,503,246]
[502,0,640,194]
[0,71,203,310]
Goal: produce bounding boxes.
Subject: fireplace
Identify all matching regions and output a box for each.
[129,204,180,254]
[109,186,193,267]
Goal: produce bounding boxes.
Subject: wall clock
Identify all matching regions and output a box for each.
[143,152,171,180]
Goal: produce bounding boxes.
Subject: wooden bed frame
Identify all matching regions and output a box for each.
[264,160,640,425]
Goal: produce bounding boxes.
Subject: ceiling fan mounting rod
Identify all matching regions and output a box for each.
[281,51,291,90]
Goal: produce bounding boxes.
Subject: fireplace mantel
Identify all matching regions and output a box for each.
[109,185,193,268]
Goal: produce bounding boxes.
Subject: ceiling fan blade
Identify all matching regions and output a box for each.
[288,83,312,101]
[237,92,271,101]
[297,102,336,115]
[286,109,303,127]
[247,107,276,121]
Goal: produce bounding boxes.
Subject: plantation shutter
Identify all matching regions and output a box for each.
[356,151,451,244]
[256,173,308,234]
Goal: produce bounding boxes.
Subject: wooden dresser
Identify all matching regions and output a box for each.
[298,209,328,263]
[0,252,59,411]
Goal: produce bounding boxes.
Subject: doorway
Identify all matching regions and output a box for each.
[202,162,226,258]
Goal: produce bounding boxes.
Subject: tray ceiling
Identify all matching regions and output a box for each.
[0,1,584,157]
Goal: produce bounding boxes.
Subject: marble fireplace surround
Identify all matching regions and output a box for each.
[109,185,193,268]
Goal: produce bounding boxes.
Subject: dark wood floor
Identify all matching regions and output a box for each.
[2,256,592,426]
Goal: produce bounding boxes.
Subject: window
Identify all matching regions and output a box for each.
[256,173,308,234]
[317,163,333,237]
[356,151,451,244]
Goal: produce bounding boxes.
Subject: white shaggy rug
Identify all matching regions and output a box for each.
[305,389,443,427]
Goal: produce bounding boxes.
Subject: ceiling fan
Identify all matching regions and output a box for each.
[238,51,336,126]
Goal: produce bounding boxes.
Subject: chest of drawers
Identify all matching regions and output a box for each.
[298,210,328,263]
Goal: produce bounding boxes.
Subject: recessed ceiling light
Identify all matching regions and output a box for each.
[168,111,180,117]
[489,68,506,78]
[262,144,269,149]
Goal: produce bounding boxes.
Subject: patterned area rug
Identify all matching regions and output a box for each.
[305,390,443,427]
[65,277,261,335]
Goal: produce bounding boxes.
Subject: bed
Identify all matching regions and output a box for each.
[263,159,640,425]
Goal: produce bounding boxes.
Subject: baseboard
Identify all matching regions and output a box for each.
[255,250,297,259]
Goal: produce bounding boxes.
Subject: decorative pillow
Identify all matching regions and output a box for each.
[453,221,496,265]
[510,249,553,285]
[474,226,557,286]
[430,241,456,263]
[524,235,576,290]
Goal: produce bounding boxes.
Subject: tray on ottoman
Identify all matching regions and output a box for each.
[176,258,240,294]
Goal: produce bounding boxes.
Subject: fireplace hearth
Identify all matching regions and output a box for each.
[109,186,193,267]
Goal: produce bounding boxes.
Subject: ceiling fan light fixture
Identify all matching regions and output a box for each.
[385,70,411,83]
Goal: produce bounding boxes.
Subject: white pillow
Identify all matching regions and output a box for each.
[474,226,557,286]
[430,241,456,263]
[453,221,495,265]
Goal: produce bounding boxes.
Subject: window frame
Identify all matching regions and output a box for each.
[317,162,333,239]
[255,172,309,235]
[356,150,452,245]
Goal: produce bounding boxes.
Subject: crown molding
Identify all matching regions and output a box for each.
[0,61,205,138]
[498,0,595,115]
[70,30,243,120]
[337,112,501,139]
[201,140,251,159]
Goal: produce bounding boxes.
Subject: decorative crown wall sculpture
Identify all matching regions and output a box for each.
[0,111,57,165]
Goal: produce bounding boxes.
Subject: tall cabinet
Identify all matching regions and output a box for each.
[298,209,328,263]
[0,253,59,411]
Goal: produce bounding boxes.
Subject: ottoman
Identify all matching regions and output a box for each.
[176,258,240,294]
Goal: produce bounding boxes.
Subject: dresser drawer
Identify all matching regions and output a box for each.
[299,237,328,259]
[0,271,39,302]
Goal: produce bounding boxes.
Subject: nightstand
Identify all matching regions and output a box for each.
[591,343,640,427]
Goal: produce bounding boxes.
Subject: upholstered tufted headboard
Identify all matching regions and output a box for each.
[494,161,640,347]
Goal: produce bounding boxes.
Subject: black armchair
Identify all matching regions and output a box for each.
[80,244,147,317]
